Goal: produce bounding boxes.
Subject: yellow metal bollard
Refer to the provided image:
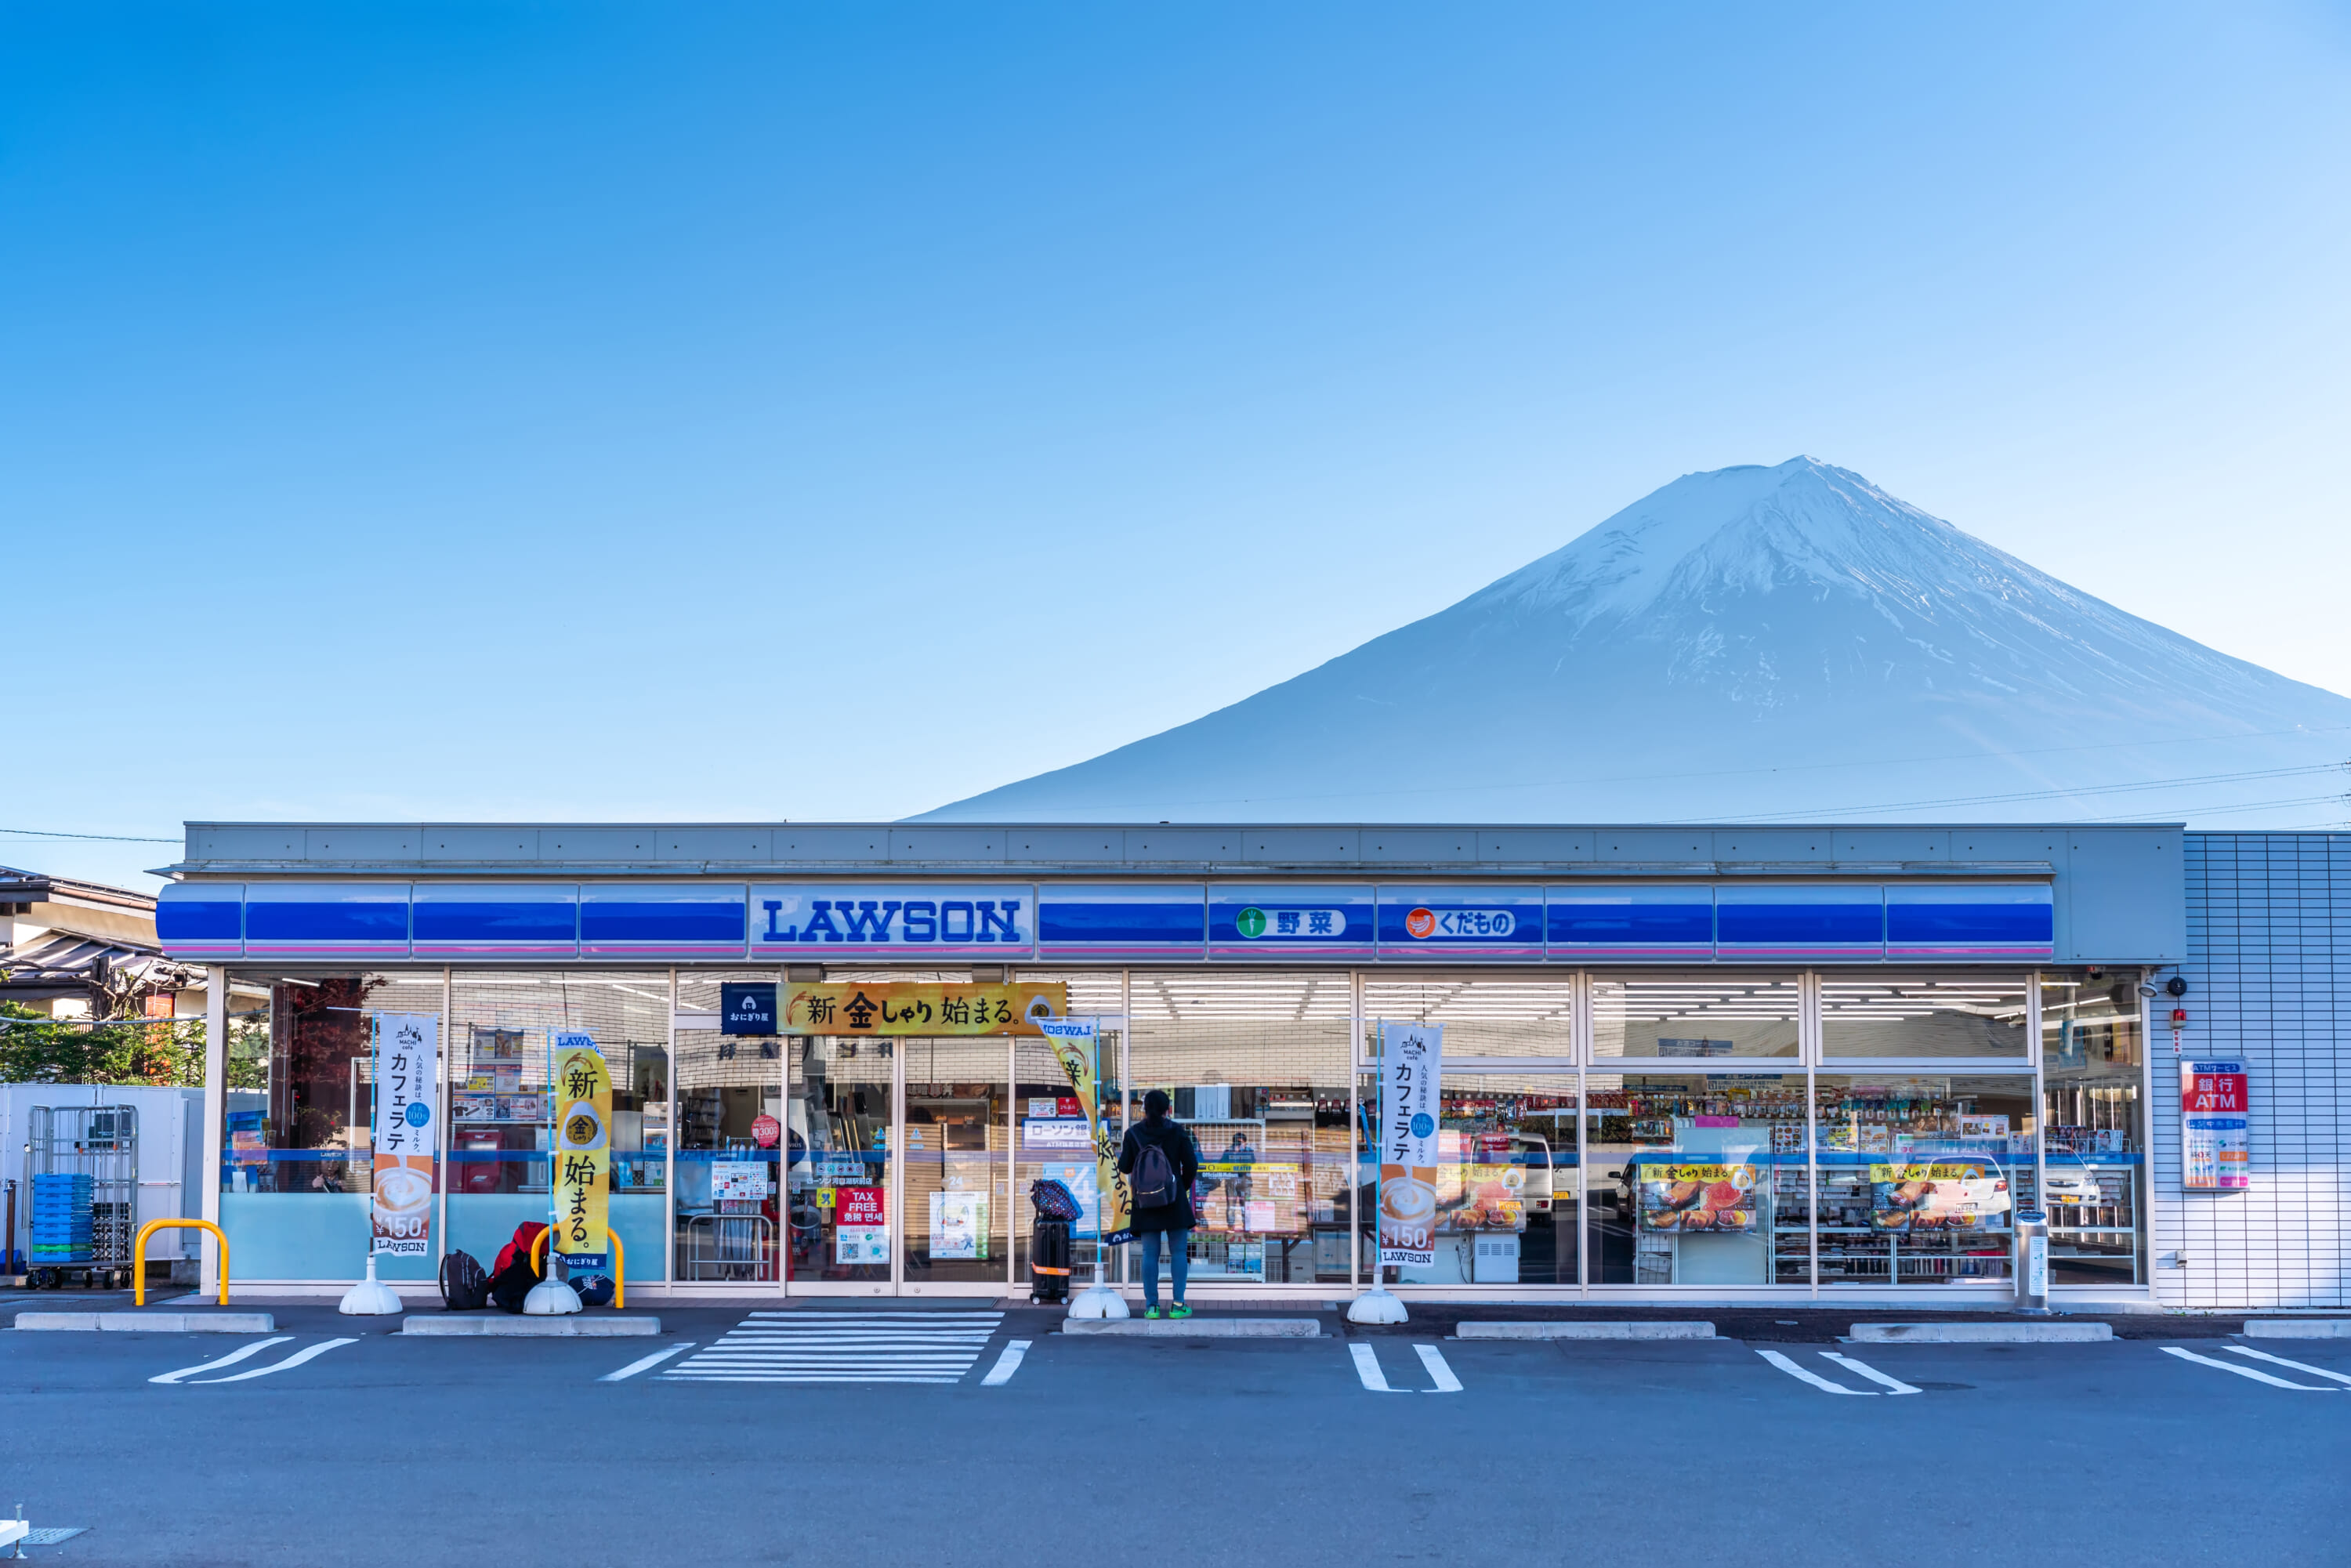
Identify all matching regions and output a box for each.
[133,1219,230,1307]
[528,1227,625,1309]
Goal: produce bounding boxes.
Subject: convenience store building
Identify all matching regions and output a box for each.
[151,820,2350,1309]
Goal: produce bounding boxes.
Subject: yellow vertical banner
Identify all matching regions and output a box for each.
[552,1031,612,1271]
[1039,1019,1133,1244]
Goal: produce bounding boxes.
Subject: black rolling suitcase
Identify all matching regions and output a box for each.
[1028,1178,1081,1304]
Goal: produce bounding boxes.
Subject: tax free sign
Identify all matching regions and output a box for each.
[752,884,1034,959]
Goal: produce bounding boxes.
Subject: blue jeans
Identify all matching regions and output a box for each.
[1139,1229,1189,1309]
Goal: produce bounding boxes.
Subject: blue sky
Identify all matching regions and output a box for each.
[5,3,2349,888]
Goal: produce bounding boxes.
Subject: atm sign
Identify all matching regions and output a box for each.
[2183,1062,2248,1115]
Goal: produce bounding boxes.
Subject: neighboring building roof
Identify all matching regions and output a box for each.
[2,866,183,1011]
[0,930,194,1006]
[0,866,158,916]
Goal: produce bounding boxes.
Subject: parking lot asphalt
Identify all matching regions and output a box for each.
[2,1301,2345,1567]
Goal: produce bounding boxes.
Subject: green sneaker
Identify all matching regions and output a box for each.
[1144,1306,1163,1320]
[1169,1303,1194,1320]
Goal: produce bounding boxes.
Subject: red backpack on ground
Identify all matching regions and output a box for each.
[493,1221,549,1277]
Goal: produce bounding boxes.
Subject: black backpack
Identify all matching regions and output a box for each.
[1132,1133,1181,1208]
[439,1248,491,1312]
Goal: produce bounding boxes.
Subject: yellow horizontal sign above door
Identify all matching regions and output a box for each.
[782,981,1067,1036]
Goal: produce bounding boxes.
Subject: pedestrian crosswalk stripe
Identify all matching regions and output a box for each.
[665,1312,1005,1384]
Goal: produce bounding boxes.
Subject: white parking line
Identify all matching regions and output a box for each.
[1756,1348,1873,1394]
[980,1340,1033,1386]
[1820,1351,1920,1395]
[2225,1345,2351,1386]
[600,1343,695,1382]
[1414,1343,1462,1393]
[189,1338,360,1385]
[2162,1345,2334,1391]
[1350,1343,1407,1392]
[150,1337,293,1385]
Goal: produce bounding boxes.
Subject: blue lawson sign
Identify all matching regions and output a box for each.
[750,884,1036,958]
[721,982,778,1035]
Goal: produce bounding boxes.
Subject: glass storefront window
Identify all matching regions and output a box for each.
[1012,969,1126,1294]
[1392,1071,1581,1285]
[1592,973,1799,1059]
[1362,979,1576,1059]
[1127,972,1353,1288]
[449,971,669,1285]
[1820,973,2029,1059]
[786,1037,893,1286]
[902,1036,1009,1287]
[222,972,444,1281]
[1587,1072,1806,1286]
[2040,971,2146,1285]
[1812,1073,2034,1287]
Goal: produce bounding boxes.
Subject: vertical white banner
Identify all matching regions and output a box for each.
[1376,1022,1444,1270]
[370,1012,440,1257]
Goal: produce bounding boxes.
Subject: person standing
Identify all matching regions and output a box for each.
[1118,1090,1201,1319]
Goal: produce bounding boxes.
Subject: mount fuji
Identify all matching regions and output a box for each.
[923,458,2351,825]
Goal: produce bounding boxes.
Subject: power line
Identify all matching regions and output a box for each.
[1687,763,2348,824]
[0,826,179,843]
[968,722,2351,813]
[2060,792,2351,824]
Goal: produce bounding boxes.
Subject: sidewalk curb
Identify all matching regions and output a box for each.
[401,1316,661,1338]
[1846,1321,2113,1344]
[13,1312,277,1333]
[1063,1317,1321,1338]
[2244,1319,2351,1339]
[1456,1320,1717,1341]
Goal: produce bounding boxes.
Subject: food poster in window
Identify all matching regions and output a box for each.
[1039,1017,1133,1244]
[551,1033,612,1271]
[1375,1022,1444,1269]
[1868,1162,2011,1233]
[1636,1162,1761,1234]
[368,1012,440,1257]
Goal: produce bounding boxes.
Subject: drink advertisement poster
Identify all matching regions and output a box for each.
[1377,1021,1444,1269]
[2182,1059,2251,1190]
[551,1033,612,1271]
[1039,1017,1134,1244]
[368,1012,439,1257]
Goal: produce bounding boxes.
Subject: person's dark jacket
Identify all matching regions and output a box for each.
[1118,1115,1201,1234]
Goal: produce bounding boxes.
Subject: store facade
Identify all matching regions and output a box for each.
[156,820,2217,1305]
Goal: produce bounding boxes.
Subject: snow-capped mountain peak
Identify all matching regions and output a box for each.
[922,459,2351,825]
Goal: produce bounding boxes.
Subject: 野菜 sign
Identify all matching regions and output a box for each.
[2181,1059,2251,1190]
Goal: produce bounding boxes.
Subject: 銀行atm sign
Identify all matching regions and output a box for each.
[2181,1059,2251,1192]
[2182,1062,2248,1115]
